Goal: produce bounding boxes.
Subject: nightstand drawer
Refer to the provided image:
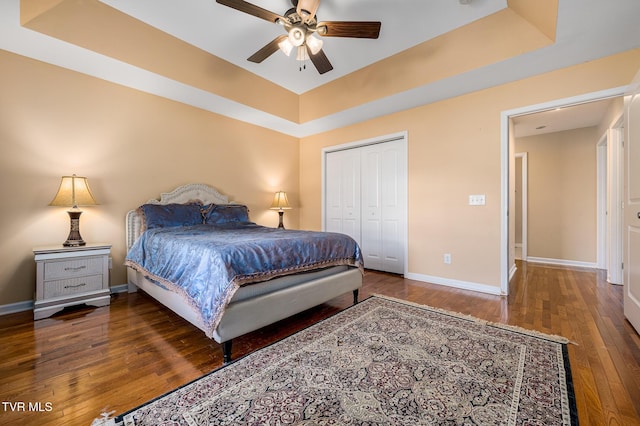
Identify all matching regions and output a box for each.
[44,256,104,280]
[43,274,104,299]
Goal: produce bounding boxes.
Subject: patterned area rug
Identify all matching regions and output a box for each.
[114,295,577,425]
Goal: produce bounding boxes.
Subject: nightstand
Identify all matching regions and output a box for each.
[33,243,111,320]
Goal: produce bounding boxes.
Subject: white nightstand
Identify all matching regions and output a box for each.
[33,243,111,320]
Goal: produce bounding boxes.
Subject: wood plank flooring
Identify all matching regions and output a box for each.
[1,261,639,425]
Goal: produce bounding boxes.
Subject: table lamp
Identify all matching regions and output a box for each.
[270,191,291,229]
[49,174,98,246]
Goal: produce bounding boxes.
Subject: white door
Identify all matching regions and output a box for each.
[325,149,361,244]
[360,141,406,274]
[361,146,383,270]
[624,69,640,332]
[324,135,407,275]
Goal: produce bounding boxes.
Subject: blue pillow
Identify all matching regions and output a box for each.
[138,203,204,230]
[203,204,250,224]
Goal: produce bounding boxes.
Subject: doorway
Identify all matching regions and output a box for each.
[500,87,628,295]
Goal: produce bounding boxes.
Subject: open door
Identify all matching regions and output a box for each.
[623,69,640,333]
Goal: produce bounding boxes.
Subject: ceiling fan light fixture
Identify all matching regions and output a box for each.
[306,34,323,55]
[278,37,294,56]
[216,0,380,75]
[288,26,306,47]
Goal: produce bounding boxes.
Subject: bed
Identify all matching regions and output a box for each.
[125,183,363,362]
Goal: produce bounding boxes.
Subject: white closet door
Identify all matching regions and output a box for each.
[361,140,406,274]
[361,146,383,270]
[325,137,406,275]
[325,149,361,245]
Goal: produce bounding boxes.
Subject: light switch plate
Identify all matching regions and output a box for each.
[469,194,486,205]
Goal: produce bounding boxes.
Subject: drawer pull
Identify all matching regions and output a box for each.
[64,265,87,272]
[64,283,86,289]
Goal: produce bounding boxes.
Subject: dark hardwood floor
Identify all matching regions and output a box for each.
[1,261,640,425]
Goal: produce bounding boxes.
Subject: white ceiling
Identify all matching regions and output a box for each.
[100,0,509,94]
[512,98,615,138]
[2,0,640,137]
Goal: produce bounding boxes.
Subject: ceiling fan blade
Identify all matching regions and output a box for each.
[307,45,333,74]
[317,21,381,39]
[216,0,284,23]
[296,0,320,22]
[248,35,288,63]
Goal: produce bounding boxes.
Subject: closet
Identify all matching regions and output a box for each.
[324,137,407,274]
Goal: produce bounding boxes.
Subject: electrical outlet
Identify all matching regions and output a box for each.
[444,253,452,264]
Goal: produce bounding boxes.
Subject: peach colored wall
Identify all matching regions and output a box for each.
[2,47,640,306]
[22,0,300,123]
[299,49,640,289]
[515,127,599,262]
[0,50,299,306]
[300,8,553,123]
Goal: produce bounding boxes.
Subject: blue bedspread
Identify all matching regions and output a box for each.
[125,223,363,337]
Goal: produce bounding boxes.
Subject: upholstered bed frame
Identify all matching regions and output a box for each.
[125,183,362,362]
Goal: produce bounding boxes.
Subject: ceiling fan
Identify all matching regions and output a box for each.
[216,0,381,74]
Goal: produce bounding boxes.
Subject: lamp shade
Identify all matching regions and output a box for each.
[270,191,291,210]
[306,34,323,55]
[49,174,98,208]
[278,37,294,56]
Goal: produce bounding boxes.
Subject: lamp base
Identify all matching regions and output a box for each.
[277,211,285,229]
[63,210,86,247]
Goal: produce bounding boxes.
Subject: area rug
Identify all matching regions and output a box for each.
[114,295,577,425]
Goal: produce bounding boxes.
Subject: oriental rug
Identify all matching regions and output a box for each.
[114,295,577,425]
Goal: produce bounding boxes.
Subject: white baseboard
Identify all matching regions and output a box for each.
[0,300,33,316]
[0,284,129,316]
[526,256,598,269]
[404,272,504,296]
[110,284,129,294]
[509,263,518,282]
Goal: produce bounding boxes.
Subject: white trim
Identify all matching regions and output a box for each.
[321,131,407,153]
[509,263,518,282]
[0,300,33,315]
[515,152,528,262]
[111,284,129,294]
[607,116,625,284]
[501,86,629,296]
[404,272,504,296]
[596,135,608,270]
[526,257,598,269]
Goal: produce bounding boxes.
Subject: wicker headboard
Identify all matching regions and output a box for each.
[125,183,229,250]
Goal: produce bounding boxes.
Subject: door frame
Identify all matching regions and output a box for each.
[500,86,628,295]
[514,152,528,261]
[321,131,409,274]
[598,115,625,283]
[597,134,608,270]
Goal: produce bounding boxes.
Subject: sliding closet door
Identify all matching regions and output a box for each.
[361,141,406,274]
[325,148,361,244]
